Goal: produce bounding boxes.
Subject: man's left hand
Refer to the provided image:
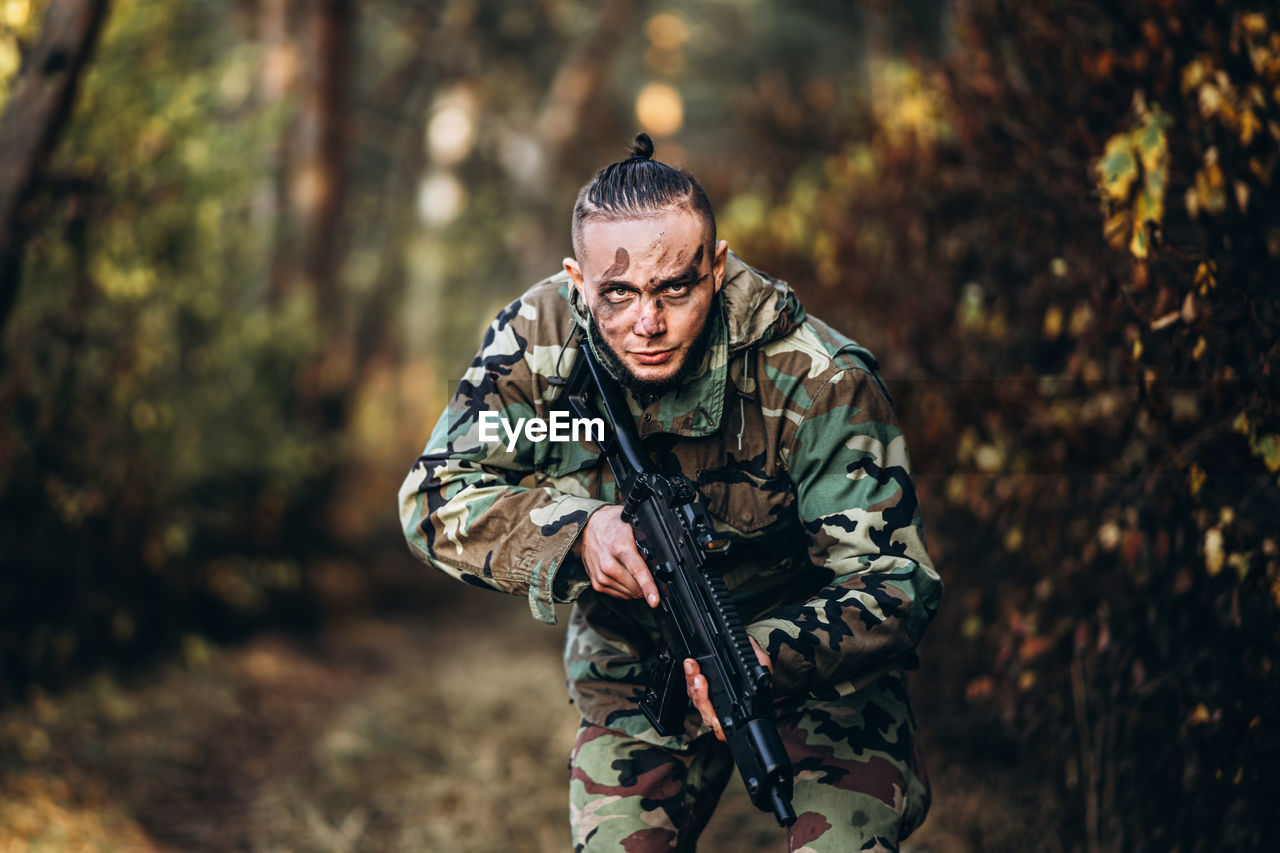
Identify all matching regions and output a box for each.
[683,638,772,742]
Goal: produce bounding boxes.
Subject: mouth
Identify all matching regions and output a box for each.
[629,348,677,366]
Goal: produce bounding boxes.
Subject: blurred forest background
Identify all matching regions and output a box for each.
[2,0,1278,850]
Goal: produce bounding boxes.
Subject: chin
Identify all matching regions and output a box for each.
[618,352,690,399]
[627,359,683,384]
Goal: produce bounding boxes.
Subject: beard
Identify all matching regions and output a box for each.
[589,311,715,402]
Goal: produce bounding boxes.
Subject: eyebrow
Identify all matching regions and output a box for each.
[658,265,703,288]
[596,269,705,296]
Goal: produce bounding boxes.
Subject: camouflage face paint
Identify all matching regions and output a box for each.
[592,294,624,321]
[602,247,630,280]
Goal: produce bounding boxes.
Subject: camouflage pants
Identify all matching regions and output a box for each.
[569,674,930,852]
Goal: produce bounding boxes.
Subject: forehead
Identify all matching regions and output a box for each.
[578,209,708,276]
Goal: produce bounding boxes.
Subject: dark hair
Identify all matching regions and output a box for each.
[571,133,716,259]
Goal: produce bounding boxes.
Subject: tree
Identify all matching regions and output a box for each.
[0,0,109,331]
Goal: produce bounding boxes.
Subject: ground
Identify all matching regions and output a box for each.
[0,575,1051,852]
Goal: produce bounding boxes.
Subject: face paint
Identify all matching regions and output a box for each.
[592,296,623,321]
[574,209,719,395]
[589,311,715,401]
[602,247,630,280]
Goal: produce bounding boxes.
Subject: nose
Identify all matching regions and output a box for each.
[633,298,667,338]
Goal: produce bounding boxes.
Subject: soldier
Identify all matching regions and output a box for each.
[399,133,942,852]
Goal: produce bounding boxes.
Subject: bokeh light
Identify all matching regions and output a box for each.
[634,82,683,137]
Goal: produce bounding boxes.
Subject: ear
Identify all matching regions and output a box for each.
[711,240,729,293]
[564,257,585,294]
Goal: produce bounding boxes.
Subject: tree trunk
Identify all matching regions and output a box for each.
[0,0,110,334]
[266,0,353,328]
[297,0,352,324]
[537,0,635,171]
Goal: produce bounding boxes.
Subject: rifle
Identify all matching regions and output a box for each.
[564,341,797,827]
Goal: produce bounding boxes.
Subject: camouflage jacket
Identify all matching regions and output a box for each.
[399,253,942,745]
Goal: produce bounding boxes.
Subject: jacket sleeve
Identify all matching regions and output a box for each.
[397,305,602,624]
[746,366,942,698]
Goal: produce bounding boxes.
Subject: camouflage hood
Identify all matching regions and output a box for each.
[565,251,807,436]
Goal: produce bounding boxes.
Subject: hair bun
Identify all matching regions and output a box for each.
[627,133,655,161]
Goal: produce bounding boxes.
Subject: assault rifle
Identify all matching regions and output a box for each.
[564,341,796,827]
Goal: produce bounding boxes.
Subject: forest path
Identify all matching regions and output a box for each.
[0,579,1031,852]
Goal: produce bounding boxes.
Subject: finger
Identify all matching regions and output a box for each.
[750,637,772,672]
[694,675,725,741]
[594,579,633,599]
[587,553,641,598]
[618,548,659,607]
[588,561,637,599]
[601,560,644,598]
[683,658,703,709]
[684,660,724,741]
[632,562,660,608]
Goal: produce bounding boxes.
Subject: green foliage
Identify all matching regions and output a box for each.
[1,1,326,694]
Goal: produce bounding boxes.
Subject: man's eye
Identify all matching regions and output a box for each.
[605,287,632,300]
[666,283,689,296]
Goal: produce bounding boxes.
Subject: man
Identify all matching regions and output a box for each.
[399,134,942,852]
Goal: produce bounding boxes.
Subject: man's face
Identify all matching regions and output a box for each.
[565,208,728,395]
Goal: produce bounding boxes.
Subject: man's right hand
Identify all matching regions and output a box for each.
[572,505,660,607]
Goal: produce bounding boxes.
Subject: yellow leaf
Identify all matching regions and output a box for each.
[1130,222,1149,258]
[1194,261,1217,293]
[1241,13,1267,38]
[1095,107,1171,258]
[1228,552,1252,580]
[1240,109,1261,145]
[1042,305,1063,339]
[1097,133,1138,201]
[1199,82,1222,118]
[1188,463,1206,496]
[1135,109,1170,174]
[1104,211,1132,251]
[1069,302,1094,336]
[1252,434,1280,473]
[1204,527,1225,576]
[1181,57,1210,94]
[1198,149,1229,218]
